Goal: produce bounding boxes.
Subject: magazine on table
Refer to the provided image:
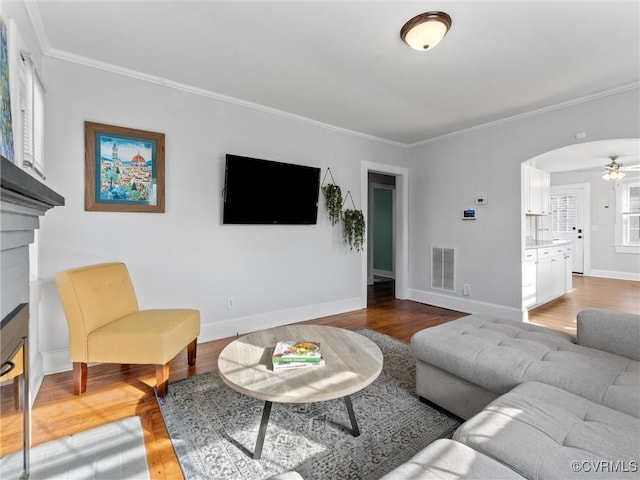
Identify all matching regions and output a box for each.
[272,340,323,369]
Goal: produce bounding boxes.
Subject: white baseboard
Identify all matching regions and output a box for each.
[42,348,74,375]
[41,296,364,375]
[587,270,640,282]
[199,296,364,342]
[373,269,394,279]
[408,288,523,322]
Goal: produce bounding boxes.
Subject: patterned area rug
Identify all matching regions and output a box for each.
[158,329,461,480]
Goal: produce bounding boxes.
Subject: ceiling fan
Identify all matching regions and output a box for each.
[602,155,639,180]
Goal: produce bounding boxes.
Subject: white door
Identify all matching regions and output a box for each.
[550,185,585,273]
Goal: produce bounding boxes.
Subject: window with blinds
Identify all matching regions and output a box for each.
[19,53,45,177]
[550,194,577,233]
[623,185,640,244]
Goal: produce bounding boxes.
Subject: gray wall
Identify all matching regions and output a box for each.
[407,87,640,318]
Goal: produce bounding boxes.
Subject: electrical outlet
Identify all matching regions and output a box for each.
[227,297,235,309]
[463,284,470,296]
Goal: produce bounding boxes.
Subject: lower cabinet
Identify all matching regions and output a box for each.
[523,244,573,309]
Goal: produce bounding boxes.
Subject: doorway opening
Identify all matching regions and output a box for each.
[360,161,409,307]
[368,173,396,283]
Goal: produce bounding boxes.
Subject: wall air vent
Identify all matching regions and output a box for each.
[431,246,455,292]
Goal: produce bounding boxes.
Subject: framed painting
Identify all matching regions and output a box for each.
[84,121,165,213]
[0,17,15,162]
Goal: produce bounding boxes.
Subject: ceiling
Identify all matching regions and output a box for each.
[25,1,640,146]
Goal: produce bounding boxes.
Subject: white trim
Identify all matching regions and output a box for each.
[23,0,51,52]
[41,296,363,374]
[614,245,640,254]
[43,48,407,149]
[408,288,523,322]
[373,269,394,279]
[409,83,640,148]
[361,162,409,303]
[587,270,640,282]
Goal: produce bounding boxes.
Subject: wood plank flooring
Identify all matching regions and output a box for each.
[527,274,640,335]
[1,275,637,478]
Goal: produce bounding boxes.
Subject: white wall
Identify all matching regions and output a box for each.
[551,169,640,279]
[35,57,407,373]
[407,88,640,319]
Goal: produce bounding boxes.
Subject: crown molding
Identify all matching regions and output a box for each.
[408,82,640,148]
[23,0,50,52]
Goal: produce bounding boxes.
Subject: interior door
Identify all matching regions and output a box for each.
[550,186,584,273]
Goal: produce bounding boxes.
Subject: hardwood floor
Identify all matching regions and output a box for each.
[1,275,637,478]
[527,274,640,335]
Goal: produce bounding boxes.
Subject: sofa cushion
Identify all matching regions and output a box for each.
[378,439,525,480]
[454,382,640,479]
[412,314,640,417]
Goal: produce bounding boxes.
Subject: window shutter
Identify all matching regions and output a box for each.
[32,71,44,176]
[19,52,44,177]
[19,54,33,168]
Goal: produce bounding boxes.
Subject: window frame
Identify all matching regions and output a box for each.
[615,178,640,254]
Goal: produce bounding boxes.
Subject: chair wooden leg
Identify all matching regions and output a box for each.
[156,363,170,397]
[13,376,21,410]
[188,338,197,366]
[73,362,87,395]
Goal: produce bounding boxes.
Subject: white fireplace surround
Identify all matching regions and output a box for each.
[1,156,64,401]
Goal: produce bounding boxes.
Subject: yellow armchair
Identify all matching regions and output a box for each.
[55,262,200,397]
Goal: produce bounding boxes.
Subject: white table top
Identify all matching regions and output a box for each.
[218,325,383,403]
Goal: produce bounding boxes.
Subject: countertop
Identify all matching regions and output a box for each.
[525,240,572,250]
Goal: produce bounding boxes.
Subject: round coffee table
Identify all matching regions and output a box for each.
[218,324,383,459]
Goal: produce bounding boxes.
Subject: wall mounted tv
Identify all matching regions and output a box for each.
[223,154,321,225]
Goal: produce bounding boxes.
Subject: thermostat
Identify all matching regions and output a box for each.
[475,196,488,205]
[462,209,476,220]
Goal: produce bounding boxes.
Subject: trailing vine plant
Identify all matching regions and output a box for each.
[343,209,365,251]
[342,190,365,251]
[322,183,343,226]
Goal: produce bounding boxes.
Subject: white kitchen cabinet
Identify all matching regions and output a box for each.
[563,244,573,292]
[528,243,571,308]
[522,164,550,215]
[522,249,537,308]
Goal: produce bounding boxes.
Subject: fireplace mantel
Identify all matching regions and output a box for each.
[1,155,64,320]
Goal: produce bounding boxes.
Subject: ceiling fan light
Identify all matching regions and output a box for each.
[602,170,625,180]
[401,11,452,51]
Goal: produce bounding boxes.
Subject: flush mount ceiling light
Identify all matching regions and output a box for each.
[602,155,626,180]
[400,11,452,51]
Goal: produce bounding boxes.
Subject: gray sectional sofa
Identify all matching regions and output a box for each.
[381,308,640,479]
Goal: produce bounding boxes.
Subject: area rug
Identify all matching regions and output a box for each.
[158,329,461,480]
[0,416,149,479]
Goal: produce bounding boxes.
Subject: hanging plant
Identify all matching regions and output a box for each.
[343,209,366,251]
[322,183,343,225]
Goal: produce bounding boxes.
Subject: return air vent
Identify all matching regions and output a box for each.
[432,246,455,292]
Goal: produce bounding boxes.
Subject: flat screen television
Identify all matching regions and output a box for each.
[223,154,321,225]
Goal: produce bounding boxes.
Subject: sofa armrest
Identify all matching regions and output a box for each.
[576,308,640,361]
